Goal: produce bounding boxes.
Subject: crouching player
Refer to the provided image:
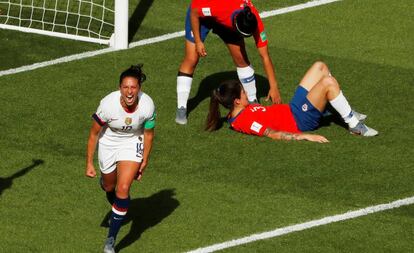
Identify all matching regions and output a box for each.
[85,64,155,253]
[176,0,283,125]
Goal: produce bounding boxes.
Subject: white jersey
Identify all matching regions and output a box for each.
[93,90,155,147]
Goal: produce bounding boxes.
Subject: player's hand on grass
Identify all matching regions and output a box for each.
[85,164,97,178]
[298,133,329,143]
[266,87,282,104]
[196,41,207,57]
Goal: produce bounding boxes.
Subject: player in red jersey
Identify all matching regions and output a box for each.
[205,61,379,141]
[176,0,281,125]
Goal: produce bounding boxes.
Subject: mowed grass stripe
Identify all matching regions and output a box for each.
[0,0,341,77]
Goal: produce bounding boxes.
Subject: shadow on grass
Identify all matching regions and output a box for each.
[0,159,44,197]
[128,0,155,42]
[100,189,179,252]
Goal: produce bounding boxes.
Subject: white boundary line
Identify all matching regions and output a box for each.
[185,196,414,253]
[0,0,341,78]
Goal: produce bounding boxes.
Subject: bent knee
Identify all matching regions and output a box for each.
[102,184,115,192]
[313,61,327,69]
[116,183,131,196]
[312,61,330,75]
[320,76,340,90]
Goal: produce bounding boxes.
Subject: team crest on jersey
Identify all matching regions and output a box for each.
[302,104,308,112]
[125,117,132,125]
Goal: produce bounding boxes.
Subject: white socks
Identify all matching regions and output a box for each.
[237,65,257,102]
[329,91,359,128]
[177,75,192,108]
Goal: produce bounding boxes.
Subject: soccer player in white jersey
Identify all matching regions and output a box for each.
[85,64,156,253]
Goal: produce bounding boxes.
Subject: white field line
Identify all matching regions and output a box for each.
[185,196,414,253]
[0,0,341,78]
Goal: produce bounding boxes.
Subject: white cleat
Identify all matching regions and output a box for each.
[353,110,367,122]
[349,122,378,137]
[103,237,115,253]
[175,106,187,125]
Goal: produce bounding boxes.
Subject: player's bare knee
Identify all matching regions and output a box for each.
[312,61,330,75]
[116,184,130,196]
[102,183,115,193]
[322,76,340,92]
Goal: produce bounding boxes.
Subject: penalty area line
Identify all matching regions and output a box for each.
[0,0,342,78]
[185,196,414,253]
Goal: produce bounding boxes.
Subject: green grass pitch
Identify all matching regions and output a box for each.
[0,0,413,252]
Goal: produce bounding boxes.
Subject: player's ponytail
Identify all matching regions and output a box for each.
[205,80,243,131]
[234,6,258,37]
[119,63,146,86]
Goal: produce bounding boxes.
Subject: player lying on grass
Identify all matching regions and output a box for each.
[176,0,282,125]
[85,64,155,253]
[205,61,378,142]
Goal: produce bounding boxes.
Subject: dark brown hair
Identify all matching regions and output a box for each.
[205,80,243,131]
[119,64,146,86]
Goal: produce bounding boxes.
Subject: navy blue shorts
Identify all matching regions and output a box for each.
[184,6,243,44]
[289,86,323,131]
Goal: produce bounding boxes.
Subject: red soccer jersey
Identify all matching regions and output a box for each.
[191,0,268,48]
[229,104,301,136]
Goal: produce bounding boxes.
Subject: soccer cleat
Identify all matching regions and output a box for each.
[103,237,115,253]
[175,106,187,125]
[349,122,378,137]
[353,110,367,122]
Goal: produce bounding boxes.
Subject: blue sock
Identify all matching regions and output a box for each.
[107,196,130,240]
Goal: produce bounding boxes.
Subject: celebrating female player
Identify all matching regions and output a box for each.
[176,0,282,124]
[206,61,378,141]
[85,64,156,253]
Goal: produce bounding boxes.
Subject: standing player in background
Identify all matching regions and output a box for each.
[176,0,282,124]
[85,65,156,253]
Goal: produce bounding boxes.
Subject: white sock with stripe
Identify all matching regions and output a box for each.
[237,65,257,102]
[329,91,359,128]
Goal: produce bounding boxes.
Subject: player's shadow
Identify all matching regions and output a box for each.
[318,105,349,130]
[187,71,269,124]
[128,0,155,42]
[100,189,179,252]
[0,159,44,197]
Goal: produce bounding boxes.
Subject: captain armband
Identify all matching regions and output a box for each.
[144,112,156,129]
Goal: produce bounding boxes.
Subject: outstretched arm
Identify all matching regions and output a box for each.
[263,128,329,143]
[257,46,281,104]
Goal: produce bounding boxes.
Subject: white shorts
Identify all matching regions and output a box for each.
[98,138,144,174]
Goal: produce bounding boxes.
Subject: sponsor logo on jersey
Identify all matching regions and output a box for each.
[202,7,211,16]
[302,104,308,112]
[260,31,267,42]
[250,121,263,133]
[125,117,132,125]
